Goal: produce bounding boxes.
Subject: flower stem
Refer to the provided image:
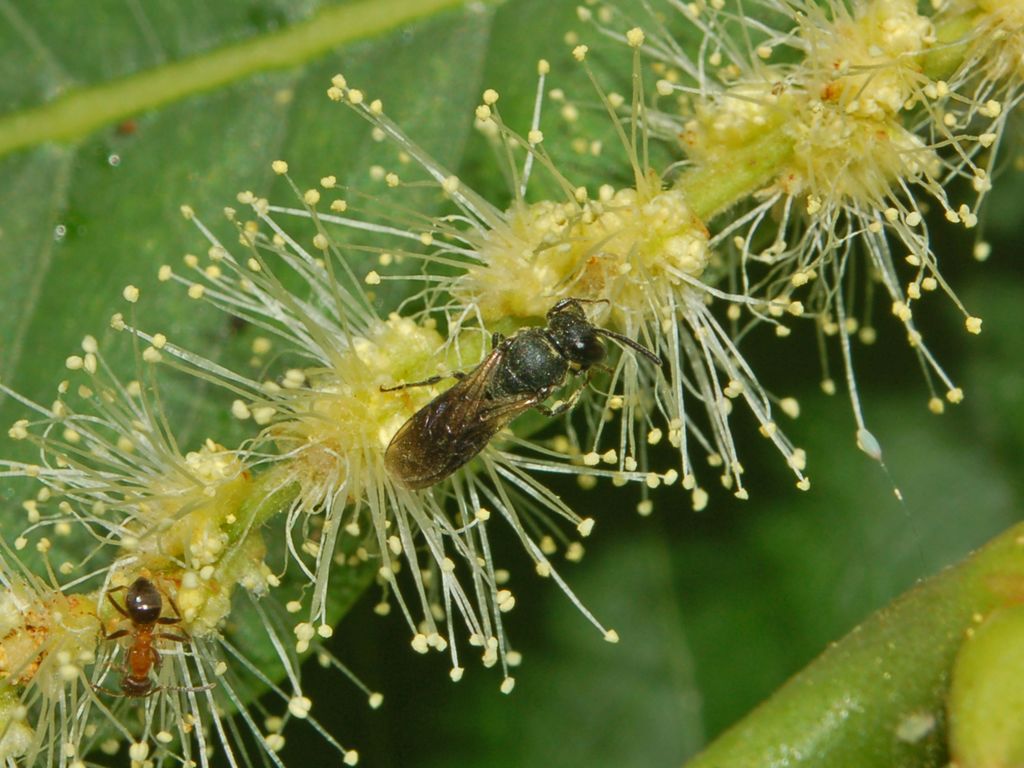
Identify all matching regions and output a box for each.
[676,124,795,221]
[919,11,983,82]
[224,468,300,548]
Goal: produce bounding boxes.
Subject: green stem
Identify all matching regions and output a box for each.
[677,124,795,221]
[919,11,983,83]
[683,521,1024,768]
[0,0,470,159]
[225,467,300,548]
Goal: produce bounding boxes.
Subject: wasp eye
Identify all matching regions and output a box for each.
[578,336,605,365]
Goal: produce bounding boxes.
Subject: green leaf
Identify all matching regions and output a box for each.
[359,378,1018,766]
[420,532,707,768]
[963,275,1024,493]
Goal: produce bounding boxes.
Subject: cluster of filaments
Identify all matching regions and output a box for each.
[0,342,368,766]
[612,0,1017,444]
[322,46,809,505]
[162,194,626,686]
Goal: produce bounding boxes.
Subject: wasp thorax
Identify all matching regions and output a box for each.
[492,333,572,396]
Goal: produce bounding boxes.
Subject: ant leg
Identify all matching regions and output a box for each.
[157,589,185,626]
[157,631,191,644]
[379,371,466,393]
[91,683,125,697]
[100,593,132,639]
[105,590,131,620]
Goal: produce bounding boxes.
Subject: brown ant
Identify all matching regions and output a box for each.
[97,576,197,698]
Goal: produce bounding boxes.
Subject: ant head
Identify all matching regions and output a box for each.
[545,298,607,368]
[125,577,163,624]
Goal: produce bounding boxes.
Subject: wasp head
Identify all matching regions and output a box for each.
[545,299,607,369]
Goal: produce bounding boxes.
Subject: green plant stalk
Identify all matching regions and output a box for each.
[0,0,471,159]
[919,11,983,83]
[682,522,1024,768]
[677,124,795,221]
[218,466,379,624]
[948,603,1024,766]
[224,467,302,547]
[224,467,381,621]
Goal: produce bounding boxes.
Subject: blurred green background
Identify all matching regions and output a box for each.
[0,1,1020,766]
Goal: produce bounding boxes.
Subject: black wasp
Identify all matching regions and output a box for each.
[382,298,661,489]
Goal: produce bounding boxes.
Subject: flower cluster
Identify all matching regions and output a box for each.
[0,0,1019,765]
[314,55,808,508]
[610,0,1016,449]
[0,344,368,765]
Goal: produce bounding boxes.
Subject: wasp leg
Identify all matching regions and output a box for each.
[535,381,588,418]
[380,371,466,393]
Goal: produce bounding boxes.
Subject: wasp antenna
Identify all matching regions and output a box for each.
[595,328,662,366]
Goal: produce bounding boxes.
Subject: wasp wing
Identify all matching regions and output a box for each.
[384,349,539,489]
